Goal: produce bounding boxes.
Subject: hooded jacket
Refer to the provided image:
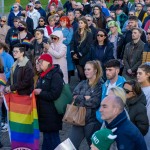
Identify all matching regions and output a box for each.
[96,75,126,123]
[36,64,64,132]
[126,92,149,135]
[48,30,68,83]
[27,9,41,29]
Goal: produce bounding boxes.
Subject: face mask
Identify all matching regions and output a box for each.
[18,26,25,31]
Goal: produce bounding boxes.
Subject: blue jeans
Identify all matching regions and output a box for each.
[42,131,60,150]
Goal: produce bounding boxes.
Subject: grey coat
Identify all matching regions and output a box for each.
[73,79,102,124]
[123,39,144,79]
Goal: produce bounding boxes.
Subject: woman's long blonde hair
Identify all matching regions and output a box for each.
[86,60,103,87]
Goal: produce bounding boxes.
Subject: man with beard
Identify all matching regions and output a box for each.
[123,27,145,80]
[96,59,126,123]
[124,16,146,45]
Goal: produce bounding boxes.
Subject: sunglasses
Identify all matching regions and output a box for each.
[51,37,58,40]
[97,34,105,37]
[146,32,150,35]
[87,19,91,22]
[0,20,6,23]
[123,88,133,94]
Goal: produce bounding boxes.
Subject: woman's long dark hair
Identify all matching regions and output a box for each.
[95,29,108,45]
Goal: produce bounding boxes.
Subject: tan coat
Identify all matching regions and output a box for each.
[0,25,10,43]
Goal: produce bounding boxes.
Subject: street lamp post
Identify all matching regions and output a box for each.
[0,0,4,15]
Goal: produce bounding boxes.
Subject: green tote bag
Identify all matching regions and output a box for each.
[54,83,73,114]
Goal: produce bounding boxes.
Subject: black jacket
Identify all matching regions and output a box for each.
[7,57,34,95]
[71,31,93,66]
[26,17,34,35]
[126,92,149,135]
[36,65,64,132]
[5,27,18,46]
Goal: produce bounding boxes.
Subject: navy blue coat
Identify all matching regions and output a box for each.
[105,110,147,150]
[90,42,114,68]
[8,11,22,27]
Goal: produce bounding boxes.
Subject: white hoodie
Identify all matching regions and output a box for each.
[27,9,41,29]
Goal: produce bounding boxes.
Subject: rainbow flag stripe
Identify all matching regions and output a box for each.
[22,39,31,45]
[5,93,39,150]
[0,78,6,86]
[11,35,18,41]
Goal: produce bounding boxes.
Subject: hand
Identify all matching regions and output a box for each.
[0,92,3,98]
[73,95,78,99]
[84,96,91,100]
[4,86,11,93]
[73,54,78,59]
[43,42,50,50]
[127,69,132,74]
[34,89,42,95]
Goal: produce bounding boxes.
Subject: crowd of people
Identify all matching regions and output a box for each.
[0,0,150,149]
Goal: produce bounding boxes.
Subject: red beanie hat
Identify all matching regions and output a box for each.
[38,54,53,64]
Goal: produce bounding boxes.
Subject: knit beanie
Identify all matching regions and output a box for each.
[91,128,117,150]
[38,54,53,64]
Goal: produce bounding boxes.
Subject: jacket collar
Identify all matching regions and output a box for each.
[105,110,127,129]
[104,75,126,87]
[13,56,29,67]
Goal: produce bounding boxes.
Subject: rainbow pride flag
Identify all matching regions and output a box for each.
[5,92,40,150]
[0,78,6,86]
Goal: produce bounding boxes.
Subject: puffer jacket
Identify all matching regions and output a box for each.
[126,92,149,135]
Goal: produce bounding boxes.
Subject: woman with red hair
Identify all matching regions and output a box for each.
[54,16,74,82]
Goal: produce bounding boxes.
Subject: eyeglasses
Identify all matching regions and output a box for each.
[51,37,58,40]
[13,50,20,53]
[146,32,150,35]
[97,34,105,37]
[39,20,44,22]
[123,88,133,94]
[0,20,6,23]
[35,33,40,36]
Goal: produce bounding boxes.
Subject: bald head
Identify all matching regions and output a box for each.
[100,95,125,123]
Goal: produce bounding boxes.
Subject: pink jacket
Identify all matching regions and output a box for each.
[48,30,68,83]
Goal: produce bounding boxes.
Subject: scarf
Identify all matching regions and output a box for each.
[40,65,54,78]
